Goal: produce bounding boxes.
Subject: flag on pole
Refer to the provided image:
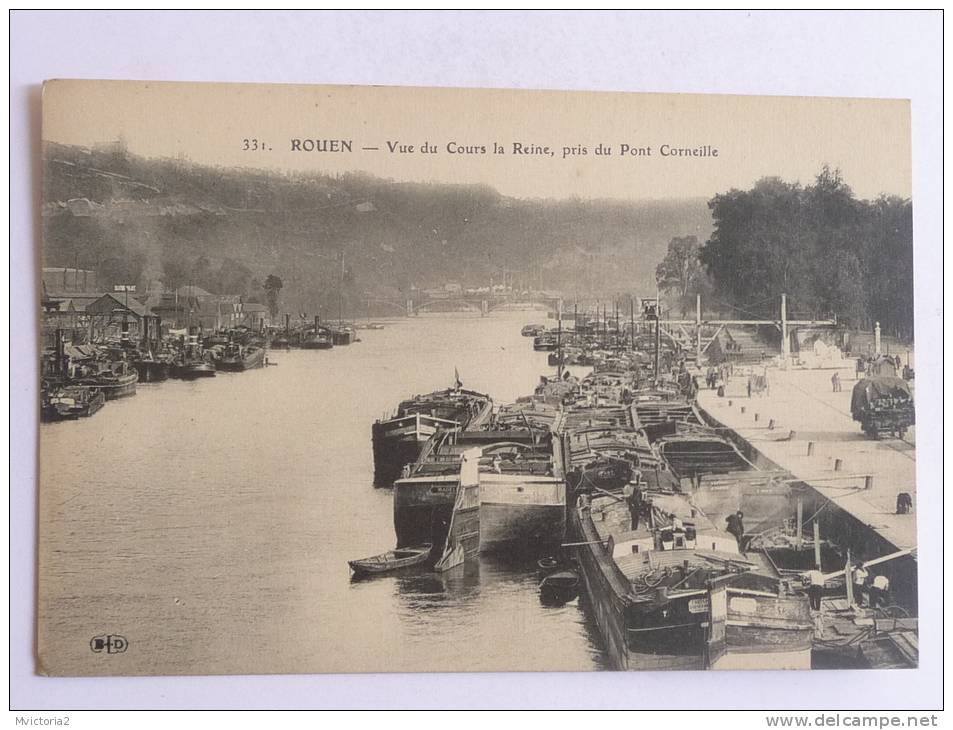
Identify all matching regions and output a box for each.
[453,367,462,389]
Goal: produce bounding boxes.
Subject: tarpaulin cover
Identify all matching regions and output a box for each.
[851,376,913,418]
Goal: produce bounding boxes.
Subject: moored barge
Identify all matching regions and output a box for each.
[393,402,566,555]
[216,343,266,371]
[75,361,138,399]
[571,489,813,670]
[41,385,106,421]
[372,386,492,487]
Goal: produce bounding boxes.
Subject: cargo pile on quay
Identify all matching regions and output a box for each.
[356,303,918,671]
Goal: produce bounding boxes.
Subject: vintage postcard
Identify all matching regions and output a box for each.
[38,80,916,676]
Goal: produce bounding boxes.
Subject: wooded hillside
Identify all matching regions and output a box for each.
[42,141,712,316]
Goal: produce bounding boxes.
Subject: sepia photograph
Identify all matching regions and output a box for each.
[35,80,920,678]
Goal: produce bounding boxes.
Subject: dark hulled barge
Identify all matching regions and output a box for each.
[393,400,566,555]
[75,360,139,399]
[41,385,106,421]
[216,343,266,371]
[372,387,493,487]
[570,489,813,670]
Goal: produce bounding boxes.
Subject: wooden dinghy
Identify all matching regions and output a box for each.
[348,544,432,576]
[539,570,580,604]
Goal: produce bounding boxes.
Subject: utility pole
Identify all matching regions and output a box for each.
[630,297,635,351]
[780,293,788,370]
[696,293,702,364]
[614,300,619,346]
[339,249,345,326]
[654,299,662,379]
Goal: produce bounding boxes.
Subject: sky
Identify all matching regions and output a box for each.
[42,80,912,201]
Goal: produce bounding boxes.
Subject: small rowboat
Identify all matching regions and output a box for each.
[348,544,432,576]
[539,570,579,604]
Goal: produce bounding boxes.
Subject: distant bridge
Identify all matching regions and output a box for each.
[363,292,565,317]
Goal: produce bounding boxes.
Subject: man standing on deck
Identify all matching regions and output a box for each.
[869,573,890,608]
[624,482,644,530]
[725,510,745,551]
[852,562,869,608]
[805,569,826,611]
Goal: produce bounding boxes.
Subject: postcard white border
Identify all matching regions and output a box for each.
[9,9,943,710]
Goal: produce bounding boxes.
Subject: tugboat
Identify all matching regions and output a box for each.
[131,350,172,383]
[269,316,296,349]
[270,333,293,349]
[75,360,138,399]
[172,357,217,379]
[216,343,266,371]
[170,335,216,379]
[533,332,559,351]
[300,328,334,350]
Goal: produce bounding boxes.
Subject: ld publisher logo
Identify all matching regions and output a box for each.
[90,635,128,654]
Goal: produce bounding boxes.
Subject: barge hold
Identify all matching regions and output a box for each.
[393,402,566,555]
[478,402,566,552]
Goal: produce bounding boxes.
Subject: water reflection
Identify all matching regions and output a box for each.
[40,311,608,674]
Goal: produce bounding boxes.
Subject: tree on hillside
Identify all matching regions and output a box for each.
[215,258,253,296]
[264,274,283,320]
[160,244,191,293]
[655,235,706,315]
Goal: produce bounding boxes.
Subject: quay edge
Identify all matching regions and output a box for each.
[694,398,918,615]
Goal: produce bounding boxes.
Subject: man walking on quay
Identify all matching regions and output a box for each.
[831,371,842,392]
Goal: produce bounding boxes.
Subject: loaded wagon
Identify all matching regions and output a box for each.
[850,376,915,439]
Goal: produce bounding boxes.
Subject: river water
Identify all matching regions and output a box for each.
[38,310,607,675]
